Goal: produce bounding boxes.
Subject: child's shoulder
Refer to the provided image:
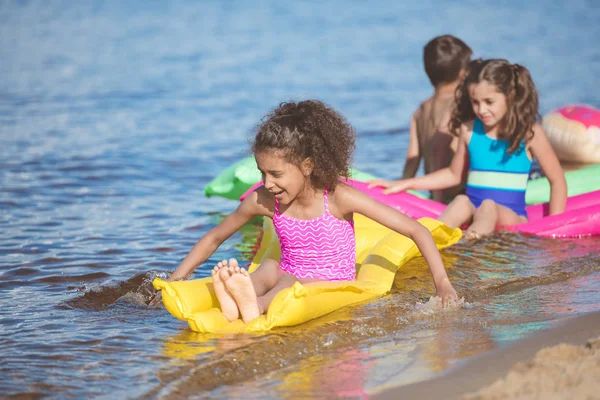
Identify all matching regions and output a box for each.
[329,181,353,201]
[457,119,475,140]
[328,182,363,219]
[240,185,276,216]
[330,182,375,209]
[526,122,548,147]
[531,122,544,134]
[412,95,455,135]
[329,182,362,204]
[412,96,434,119]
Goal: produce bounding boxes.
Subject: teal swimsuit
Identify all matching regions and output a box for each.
[465,119,532,217]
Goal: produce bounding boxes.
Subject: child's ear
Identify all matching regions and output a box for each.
[301,157,314,177]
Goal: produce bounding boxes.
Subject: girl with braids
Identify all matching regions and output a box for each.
[370,59,567,238]
[166,100,458,323]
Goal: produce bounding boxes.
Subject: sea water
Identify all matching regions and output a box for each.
[1,1,599,398]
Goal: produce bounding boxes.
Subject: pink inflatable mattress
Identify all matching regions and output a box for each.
[348,181,600,238]
[241,181,600,238]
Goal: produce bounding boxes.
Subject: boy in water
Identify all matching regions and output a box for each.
[370,35,472,203]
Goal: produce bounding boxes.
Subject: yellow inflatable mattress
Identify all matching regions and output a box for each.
[153,215,461,333]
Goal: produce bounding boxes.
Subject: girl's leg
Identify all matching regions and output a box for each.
[211,259,239,322]
[493,203,527,227]
[223,267,262,324]
[218,257,280,298]
[223,259,297,324]
[438,194,476,228]
[253,276,328,318]
[255,273,298,316]
[248,258,283,297]
[467,200,526,237]
[465,199,498,238]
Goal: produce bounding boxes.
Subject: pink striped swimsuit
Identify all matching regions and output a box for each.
[273,188,356,281]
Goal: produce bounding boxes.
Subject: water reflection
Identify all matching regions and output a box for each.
[142,231,600,398]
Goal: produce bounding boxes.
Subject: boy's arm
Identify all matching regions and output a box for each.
[336,185,458,305]
[529,124,567,215]
[402,114,421,178]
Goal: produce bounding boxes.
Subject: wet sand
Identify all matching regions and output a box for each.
[373,311,600,400]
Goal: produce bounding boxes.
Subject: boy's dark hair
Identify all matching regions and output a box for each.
[252,100,355,191]
[423,35,472,87]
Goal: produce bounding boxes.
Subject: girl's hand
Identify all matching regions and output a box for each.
[435,277,458,307]
[367,178,411,194]
[367,178,394,189]
[382,180,411,195]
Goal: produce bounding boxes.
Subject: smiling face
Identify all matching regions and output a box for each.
[468,80,508,132]
[255,149,313,205]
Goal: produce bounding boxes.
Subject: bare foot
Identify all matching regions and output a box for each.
[211,259,239,322]
[224,264,261,324]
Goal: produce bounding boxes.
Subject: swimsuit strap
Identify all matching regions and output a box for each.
[274,196,280,215]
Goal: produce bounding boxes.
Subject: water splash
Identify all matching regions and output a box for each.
[63,270,169,311]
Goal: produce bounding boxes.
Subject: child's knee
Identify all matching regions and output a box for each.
[254,259,281,285]
[479,199,496,208]
[454,194,475,211]
[454,194,468,202]
[282,273,299,284]
[258,258,279,272]
[478,199,498,214]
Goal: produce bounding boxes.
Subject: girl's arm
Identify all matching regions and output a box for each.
[369,128,469,195]
[168,190,269,281]
[336,185,458,305]
[528,124,567,215]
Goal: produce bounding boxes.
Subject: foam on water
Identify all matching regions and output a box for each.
[413,296,468,316]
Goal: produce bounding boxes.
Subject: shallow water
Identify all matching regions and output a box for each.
[1,1,599,398]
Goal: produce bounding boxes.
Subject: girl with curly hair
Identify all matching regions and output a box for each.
[167,100,458,323]
[370,59,567,238]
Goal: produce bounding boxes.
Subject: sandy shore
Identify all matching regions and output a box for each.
[373,311,600,400]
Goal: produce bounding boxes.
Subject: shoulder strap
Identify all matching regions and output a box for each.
[274,196,280,214]
[323,187,329,212]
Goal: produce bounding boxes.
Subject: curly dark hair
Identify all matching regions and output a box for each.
[251,100,356,191]
[450,58,541,153]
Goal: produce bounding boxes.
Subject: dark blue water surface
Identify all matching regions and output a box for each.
[1,1,599,398]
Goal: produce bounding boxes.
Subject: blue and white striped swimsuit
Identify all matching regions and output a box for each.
[465,119,532,217]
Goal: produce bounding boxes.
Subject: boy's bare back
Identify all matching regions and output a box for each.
[402,35,472,203]
[411,93,463,202]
